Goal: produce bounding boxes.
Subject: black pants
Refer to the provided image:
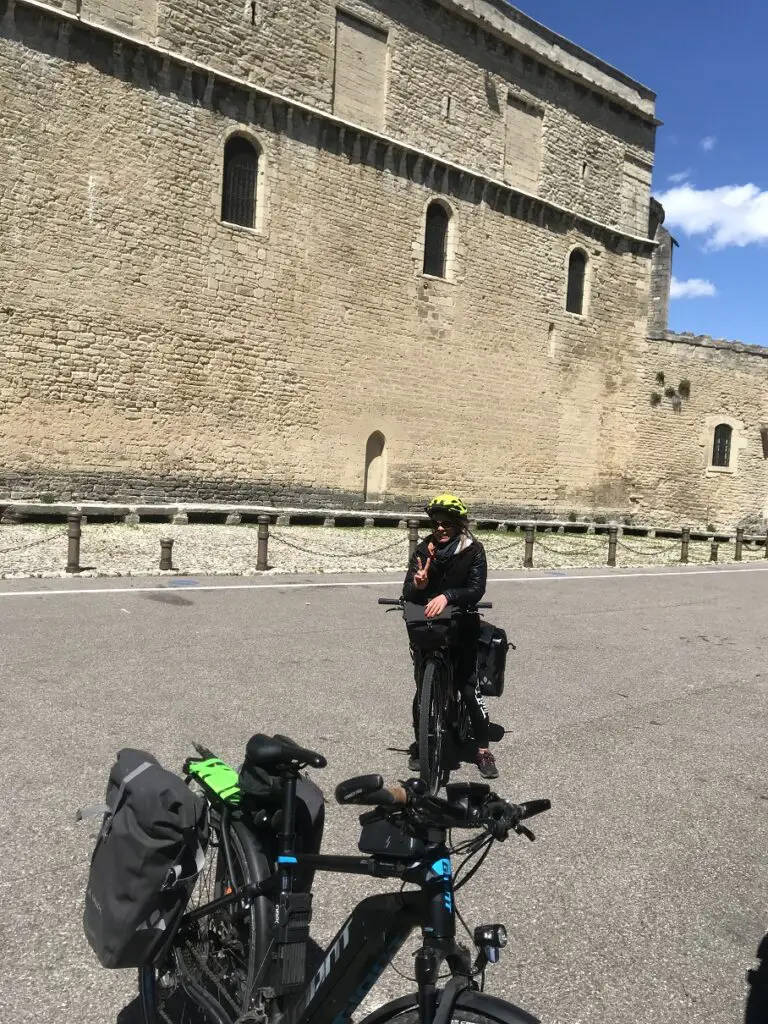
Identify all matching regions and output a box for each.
[412,632,490,749]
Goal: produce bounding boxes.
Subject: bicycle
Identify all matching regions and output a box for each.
[378,597,492,796]
[139,733,550,1024]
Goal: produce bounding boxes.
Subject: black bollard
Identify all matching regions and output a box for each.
[523,525,535,569]
[607,525,618,567]
[257,515,270,572]
[159,537,174,571]
[709,540,718,563]
[65,513,82,574]
[680,526,690,564]
[735,527,744,562]
[407,519,420,559]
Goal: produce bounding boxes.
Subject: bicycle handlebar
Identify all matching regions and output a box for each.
[334,775,550,840]
[377,597,492,609]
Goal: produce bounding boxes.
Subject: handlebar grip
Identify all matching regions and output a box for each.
[335,774,409,806]
[477,602,492,609]
[348,785,408,807]
[378,598,403,606]
[519,798,551,820]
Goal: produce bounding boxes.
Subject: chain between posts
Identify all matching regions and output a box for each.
[616,537,681,556]
[0,529,65,556]
[269,529,407,559]
[2,512,766,575]
[534,536,607,555]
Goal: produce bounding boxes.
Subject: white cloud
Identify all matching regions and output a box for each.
[655,182,768,249]
[700,135,717,152]
[668,170,691,184]
[670,277,717,299]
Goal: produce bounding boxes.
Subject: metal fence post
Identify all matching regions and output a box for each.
[607,525,618,567]
[523,525,535,569]
[680,526,690,564]
[735,527,744,562]
[407,519,420,559]
[159,537,174,571]
[257,514,270,571]
[709,539,718,563]
[65,512,82,573]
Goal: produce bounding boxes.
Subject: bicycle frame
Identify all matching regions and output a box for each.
[180,773,472,1024]
[278,850,470,1024]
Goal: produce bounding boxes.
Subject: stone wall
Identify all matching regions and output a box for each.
[629,334,768,530]
[0,1,655,514]
[44,0,656,228]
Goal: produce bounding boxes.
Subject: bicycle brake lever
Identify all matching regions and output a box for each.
[515,824,536,842]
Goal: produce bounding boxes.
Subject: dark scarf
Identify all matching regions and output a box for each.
[433,532,463,563]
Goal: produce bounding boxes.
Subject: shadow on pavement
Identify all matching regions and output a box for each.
[745,931,768,1023]
[116,996,143,1024]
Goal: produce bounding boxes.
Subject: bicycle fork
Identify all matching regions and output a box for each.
[408,852,472,1024]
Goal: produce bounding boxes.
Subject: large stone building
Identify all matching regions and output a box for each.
[1,0,765,528]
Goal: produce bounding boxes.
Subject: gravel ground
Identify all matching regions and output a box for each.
[0,523,763,579]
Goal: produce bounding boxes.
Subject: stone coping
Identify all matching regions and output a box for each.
[441,0,657,115]
[650,332,768,359]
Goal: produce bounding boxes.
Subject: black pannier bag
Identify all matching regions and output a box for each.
[476,622,513,697]
[79,748,209,969]
[402,600,461,650]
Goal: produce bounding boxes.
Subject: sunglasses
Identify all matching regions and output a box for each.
[431,519,456,529]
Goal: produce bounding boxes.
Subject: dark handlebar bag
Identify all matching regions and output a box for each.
[79,748,209,969]
[402,600,462,650]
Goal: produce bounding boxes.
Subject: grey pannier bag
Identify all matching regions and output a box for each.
[78,748,209,969]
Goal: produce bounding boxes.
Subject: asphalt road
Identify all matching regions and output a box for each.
[0,565,766,1024]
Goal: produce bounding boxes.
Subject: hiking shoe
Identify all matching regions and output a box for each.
[407,743,420,773]
[475,750,498,780]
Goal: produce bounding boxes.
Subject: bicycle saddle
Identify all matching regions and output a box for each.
[244,733,327,770]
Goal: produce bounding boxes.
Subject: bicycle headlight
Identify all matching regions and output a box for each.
[473,924,508,950]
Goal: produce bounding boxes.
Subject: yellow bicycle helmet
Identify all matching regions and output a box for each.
[425,493,469,521]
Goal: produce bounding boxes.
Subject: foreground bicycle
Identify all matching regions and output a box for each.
[379,597,492,795]
[140,733,549,1024]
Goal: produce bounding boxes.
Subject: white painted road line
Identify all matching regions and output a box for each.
[0,564,767,599]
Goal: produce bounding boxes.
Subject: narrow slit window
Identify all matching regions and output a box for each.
[423,202,450,278]
[712,424,732,467]
[566,249,587,314]
[221,136,258,228]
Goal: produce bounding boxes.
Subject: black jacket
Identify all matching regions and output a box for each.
[402,535,487,608]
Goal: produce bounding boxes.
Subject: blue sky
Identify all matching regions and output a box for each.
[519,0,768,345]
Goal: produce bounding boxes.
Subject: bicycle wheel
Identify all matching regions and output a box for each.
[418,657,446,795]
[140,818,259,1024]
[359,990,539,1024]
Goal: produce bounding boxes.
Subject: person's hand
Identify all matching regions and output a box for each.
[425,595,448,618]
[413,554,432,590]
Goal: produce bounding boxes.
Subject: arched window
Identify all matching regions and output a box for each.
[712,423,732,467]
[566,248,587,314]
[364,431,386,502]
[423,202,450,278]
[221,135,259,228]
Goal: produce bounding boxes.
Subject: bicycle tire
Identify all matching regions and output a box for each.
[139,819,260,1024]
[358,990,539,1024]
[419,658,446,795]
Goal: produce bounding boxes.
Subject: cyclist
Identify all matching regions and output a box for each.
[402,494,497,780]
